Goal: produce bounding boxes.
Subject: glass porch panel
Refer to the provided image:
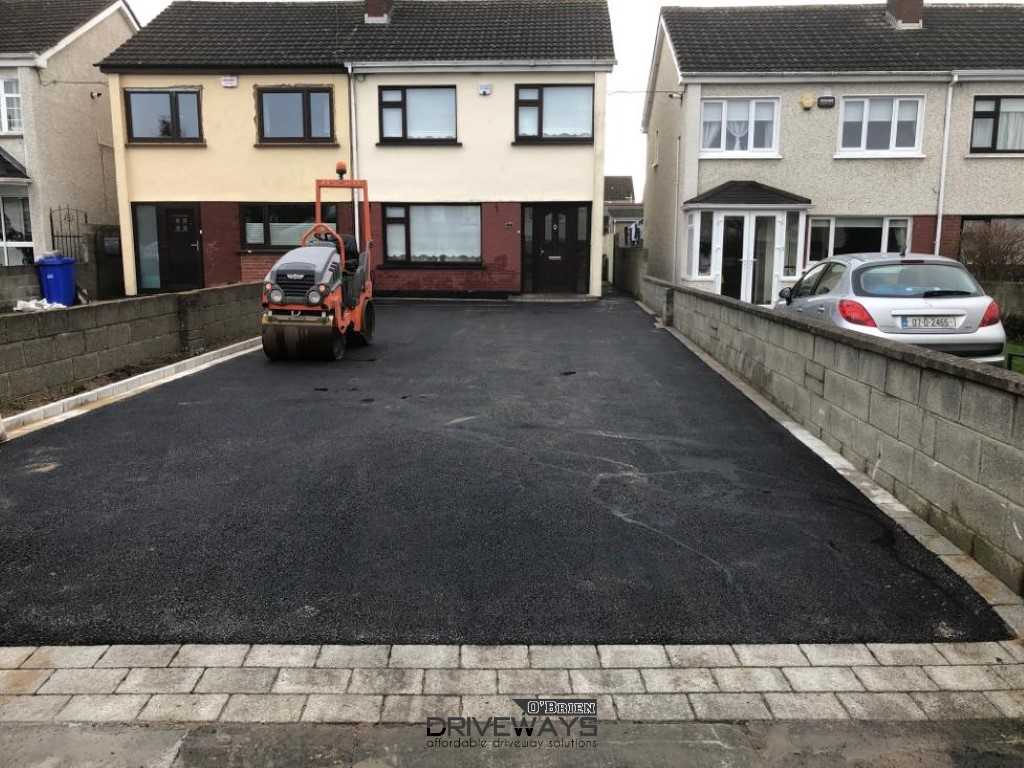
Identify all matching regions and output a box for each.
[136,204,161,290]
[752,215,776,305]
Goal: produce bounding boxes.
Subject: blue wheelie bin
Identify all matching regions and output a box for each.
[36,255,76,306]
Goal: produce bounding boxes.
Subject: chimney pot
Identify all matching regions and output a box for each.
[887,0,923,28]
[366,0,393,23]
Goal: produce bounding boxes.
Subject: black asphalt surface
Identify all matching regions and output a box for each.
[0,298,1009,644]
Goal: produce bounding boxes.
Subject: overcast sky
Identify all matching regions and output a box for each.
[127,0,1014,201]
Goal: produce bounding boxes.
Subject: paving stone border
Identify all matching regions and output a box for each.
[2,643,1024,723]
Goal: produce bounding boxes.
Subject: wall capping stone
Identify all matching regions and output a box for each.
[643,277,1024,397]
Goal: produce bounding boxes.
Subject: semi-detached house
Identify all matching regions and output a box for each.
[642,0,1024,305]
[98,0,614,298]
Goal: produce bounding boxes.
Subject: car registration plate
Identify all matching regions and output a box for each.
[902,316,957,330]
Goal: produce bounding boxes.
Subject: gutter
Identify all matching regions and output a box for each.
[935,71,959,256]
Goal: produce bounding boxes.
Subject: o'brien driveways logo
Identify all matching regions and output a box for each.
[425,698,599,751]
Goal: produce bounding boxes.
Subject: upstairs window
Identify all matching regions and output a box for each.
[379,86,457,143]
[516,85,594,142]
[971,97,1024,153]
[700,98,778,155]
[1,78,21,133]
[126,89,201,142]
[258,88,333,143]
[839,96,922,154]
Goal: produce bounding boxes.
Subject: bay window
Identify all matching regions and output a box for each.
[971,97,1024,153]
[700,98,778,154]
[515,85,594,142]
[1,78,21,134]
[839,96,922,154]
[384,204,481,265]
[0,195,32,266]
[379,86,457,143]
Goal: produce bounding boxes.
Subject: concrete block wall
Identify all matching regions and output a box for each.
[641,276,1024,594]
[0,266,43,311]
[0,283,262,404]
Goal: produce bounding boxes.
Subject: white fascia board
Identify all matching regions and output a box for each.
[682,202,812,211]
[35,2,140,68]
[641,17,683,133]
[954,70,1024,82]
[346,59,614,74]
[682,71,953,84]
[0,56,36,66]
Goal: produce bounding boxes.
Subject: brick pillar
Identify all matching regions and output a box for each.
[912,216,936,253]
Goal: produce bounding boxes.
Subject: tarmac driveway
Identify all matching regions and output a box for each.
[0,297,1008,644]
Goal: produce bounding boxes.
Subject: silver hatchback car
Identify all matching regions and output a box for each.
[775,253,1006,365]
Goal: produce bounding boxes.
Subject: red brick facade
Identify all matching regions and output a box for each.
[191,201,525,294]
[368,202,523,295]
[912,215,963,257]
[199,202,243,286]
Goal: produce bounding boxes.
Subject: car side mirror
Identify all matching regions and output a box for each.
[779,287,793,304]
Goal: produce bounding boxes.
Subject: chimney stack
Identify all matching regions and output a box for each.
[887,0,923,28]
[366,0,393,24]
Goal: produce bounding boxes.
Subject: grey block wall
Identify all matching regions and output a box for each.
[642,276,1024,595]
[0,283,262,404]
[0,266,43,311]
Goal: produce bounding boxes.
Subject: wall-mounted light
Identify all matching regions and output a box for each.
[479,84,493,96]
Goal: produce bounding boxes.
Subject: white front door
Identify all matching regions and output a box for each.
[707,210,794,304]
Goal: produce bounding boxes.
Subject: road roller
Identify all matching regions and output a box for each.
[260,162,375,361]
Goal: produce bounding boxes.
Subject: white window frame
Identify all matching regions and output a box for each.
[0,195,33,267]
[806,216,913,261]
[1,77,22,134]
[836,96,925,158]
[699,97,780,158]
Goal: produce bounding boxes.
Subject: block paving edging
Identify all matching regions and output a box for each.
[4,643,1024,723]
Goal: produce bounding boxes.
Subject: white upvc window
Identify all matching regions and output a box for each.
[807,216,912,262]
[838,96,923,156]
[1,78,22,134]
[700,98,779,156]
[0,195,33,266]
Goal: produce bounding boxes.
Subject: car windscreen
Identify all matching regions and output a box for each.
[852,263,981,299]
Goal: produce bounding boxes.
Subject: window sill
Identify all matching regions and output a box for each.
[254,141,339,148]
[833,151,925,159]
[376,140,462,147]
[512,138,594,146]
[127,141,206,148]
[965,152,1024,158]
[686,275,717,282]
[380,262,484,270]
[698,152,781,160]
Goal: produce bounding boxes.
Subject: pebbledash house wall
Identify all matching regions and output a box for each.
[107,72,354,295]
[645,75,1024,285]
[641,275,1024,595]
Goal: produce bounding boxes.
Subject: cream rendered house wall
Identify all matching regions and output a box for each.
[109,72,352,294]
[352,70,606,296]
[641,34,685,284]
[944,80,1024,216]
[697,81,949,215]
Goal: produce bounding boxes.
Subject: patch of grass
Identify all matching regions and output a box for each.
[1009,341,1024,375]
